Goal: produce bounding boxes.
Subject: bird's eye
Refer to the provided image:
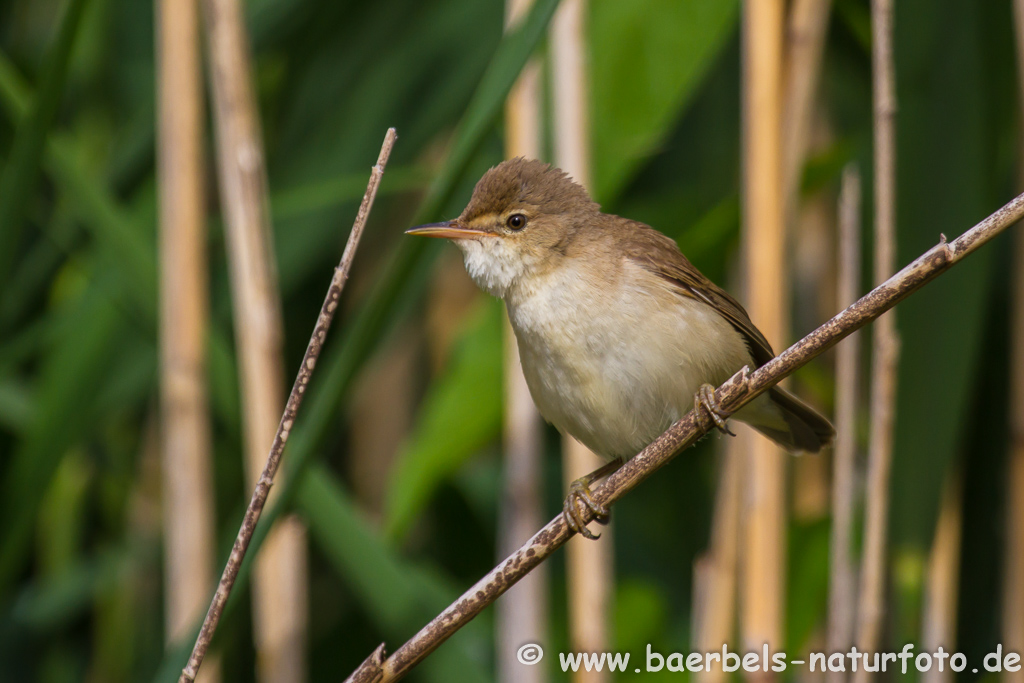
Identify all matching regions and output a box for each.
[506,213,527,230]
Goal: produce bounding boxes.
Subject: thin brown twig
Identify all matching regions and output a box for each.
[853,1,899,677]
[342,188,1024,683]
[157,0,217,679]
[826,165,861,683]
[178,128,397,683]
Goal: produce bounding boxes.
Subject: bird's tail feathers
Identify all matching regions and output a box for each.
[738,387,834,454]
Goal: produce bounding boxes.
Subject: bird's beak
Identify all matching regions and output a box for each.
[405,220,487,240]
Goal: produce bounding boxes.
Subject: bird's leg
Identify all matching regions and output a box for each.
[695,383,735,436]
[563,457,623,540]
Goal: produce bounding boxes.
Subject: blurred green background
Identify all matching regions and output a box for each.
[0,0,1021,680]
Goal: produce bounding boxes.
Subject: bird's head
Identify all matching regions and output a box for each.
[406,157,599,298]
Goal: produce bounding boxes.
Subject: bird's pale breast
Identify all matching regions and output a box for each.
[507,257,753,461]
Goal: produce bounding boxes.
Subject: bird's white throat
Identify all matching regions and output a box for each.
[455,236,534,299]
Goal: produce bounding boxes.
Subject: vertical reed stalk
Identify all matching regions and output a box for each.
[741,0,788,667]
[201,0,306,680]
[782,0,832,207]
[552,2,612,680]
[783,0,836,348]
[497,1,549,682]
[1007,225,1024,683]
[1005,3,1024,679]
[156,0,217,680]
[693,442,742,683]
[826,166,861,683]
[782,1,834,527]
[505,0,543,162]
[853,1,899,679]
[350,340,417,518]
[921,476,962,683]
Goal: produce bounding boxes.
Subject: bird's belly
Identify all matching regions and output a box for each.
[509,284,751,461]
[519,343,682,460]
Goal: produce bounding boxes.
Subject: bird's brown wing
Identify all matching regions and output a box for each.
[615,218,834,452]
[619,219,776,368]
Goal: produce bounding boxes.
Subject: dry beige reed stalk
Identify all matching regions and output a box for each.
[741,0,788,661]
[693,441,742,683]
[853,1,900,677]
[1005,3,1024,680]
[551,2,614,681]
[156,0,217,679]
[781,0,833,208]
[1006,221,1024,683]
[827,165,862,683]
[496,2,549,683]
[921,475,962,683]
[201,0,308,678]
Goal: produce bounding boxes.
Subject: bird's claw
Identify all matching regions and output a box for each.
[563,477,610,540]
[695,383,735,436]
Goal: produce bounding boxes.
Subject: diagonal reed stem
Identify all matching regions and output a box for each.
[178,128,397,683]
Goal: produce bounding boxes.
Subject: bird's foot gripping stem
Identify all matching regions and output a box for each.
[695,383,735,436]
[562,457,623,540]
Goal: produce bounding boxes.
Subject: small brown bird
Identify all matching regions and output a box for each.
[408,158,833,538]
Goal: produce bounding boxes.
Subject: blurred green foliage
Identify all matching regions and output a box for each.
[0,0,1021,680]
